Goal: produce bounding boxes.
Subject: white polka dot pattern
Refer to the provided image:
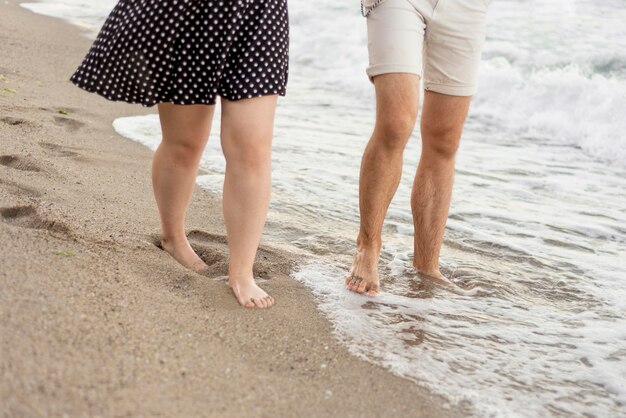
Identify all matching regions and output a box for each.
[70,0,290,107]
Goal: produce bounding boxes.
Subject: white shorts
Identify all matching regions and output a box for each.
[366,0,489,96]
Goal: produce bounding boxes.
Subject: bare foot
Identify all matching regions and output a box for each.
[160,236,208,272]
[346,245,380,296]
[415,268,464,293]
[229,275,275,309]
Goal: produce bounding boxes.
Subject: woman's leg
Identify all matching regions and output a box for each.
[220,95,277,309]
[153,103,215,270]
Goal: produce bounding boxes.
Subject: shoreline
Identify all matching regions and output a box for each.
[0,1,466,417]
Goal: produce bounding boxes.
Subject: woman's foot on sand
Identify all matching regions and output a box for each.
[346,245,380,296]
[160,236,208,272]
[229,275,275,308]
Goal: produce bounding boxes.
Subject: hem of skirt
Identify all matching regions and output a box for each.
[220,91,287,102]
[70,79,216,107]
[70,78,286,108]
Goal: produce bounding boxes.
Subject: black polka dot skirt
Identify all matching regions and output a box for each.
[70,0,289,107]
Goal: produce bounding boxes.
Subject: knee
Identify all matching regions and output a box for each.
[421,121,462,160]
[163,134,207,166]
[373,110,416,152]
[224,137,271,171]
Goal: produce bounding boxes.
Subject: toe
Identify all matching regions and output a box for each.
[253,298,266,308]
[265,296,274,308]
[244,300,255,308]
[345,274,354,287]
[367,282,380,296]
[192,258,208,271]
[356,280,368,294]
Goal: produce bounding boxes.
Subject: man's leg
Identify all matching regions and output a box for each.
[347,73,420,295]
[220,95,277,309]
[411,91,471,282]
[153,104,215,271]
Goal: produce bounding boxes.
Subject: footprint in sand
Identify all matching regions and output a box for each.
[0,116,41,128]
[0,205,70,234]
[0,155,42,172]
[0,178,42,198]
[53,115,86,132]
[185,229,289,279]
[38,141,80,158]
[186,230,229,273]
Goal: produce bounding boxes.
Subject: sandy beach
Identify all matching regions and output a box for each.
[0,1,465,416]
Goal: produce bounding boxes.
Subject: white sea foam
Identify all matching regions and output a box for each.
[21,0,117,36]
[293,261,626,418]
[26,0,626,416]
[475,60,626,167]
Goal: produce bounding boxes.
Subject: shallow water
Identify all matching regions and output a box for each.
[26,0,626,416]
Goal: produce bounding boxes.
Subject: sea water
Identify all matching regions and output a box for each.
[24,0,626,416]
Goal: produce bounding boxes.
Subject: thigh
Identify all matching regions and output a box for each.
[157,103,215,147]
[423,0,489,96]
[366,0,426,81]
[373,73,421,130]
[220,95,278,159]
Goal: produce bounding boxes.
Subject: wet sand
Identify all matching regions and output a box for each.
[0,1,467,416]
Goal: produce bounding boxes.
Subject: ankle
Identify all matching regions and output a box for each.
[356,234,381,254]
[413,262,441,278]
[228,269,254,282]
[161,233,188,247]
